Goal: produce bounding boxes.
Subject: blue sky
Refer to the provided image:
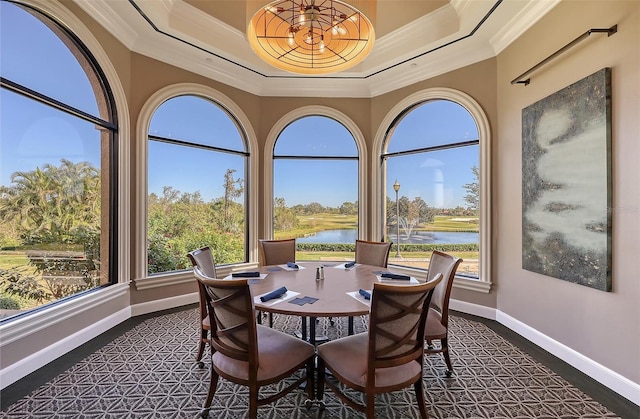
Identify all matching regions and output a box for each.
[1,1,479,210]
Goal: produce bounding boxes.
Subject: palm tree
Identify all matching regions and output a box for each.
[0,159,100,244]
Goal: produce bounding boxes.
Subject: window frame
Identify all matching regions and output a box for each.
[372,88,492,292]
[0,0,127,293]
[0,0,130,350]
[135,83,259,283]
[263,106,367,241]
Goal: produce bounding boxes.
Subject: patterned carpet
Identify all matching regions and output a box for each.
[0,307,623,418]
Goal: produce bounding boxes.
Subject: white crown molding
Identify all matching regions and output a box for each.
[490,0,561,54]
[365,4,459,73]
[72,0,555,98]
[73,0,140,50]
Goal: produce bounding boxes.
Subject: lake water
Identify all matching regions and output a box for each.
[297,229,478,245]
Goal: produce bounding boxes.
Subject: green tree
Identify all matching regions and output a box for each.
[0,159,100,245]
[0,160,102,302]
[222,169,243,231]
[339,201,358,215]
[274,197,298,231]
[463,165,480,211]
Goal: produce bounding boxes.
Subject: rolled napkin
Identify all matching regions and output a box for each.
[260,287,288,302]
[287,262,299,269]
[232,271,260,278]
[381,273,411,280]
[358,289,371,300]
[344,261,356,268]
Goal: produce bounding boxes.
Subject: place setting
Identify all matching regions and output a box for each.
[372,271,420,283]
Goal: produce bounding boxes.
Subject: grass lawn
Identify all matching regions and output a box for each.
[277,213,478,239]
[419,216,479,232]
[0,251,30,269]
[275,213,357,239]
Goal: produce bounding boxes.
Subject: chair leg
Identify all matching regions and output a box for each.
[269,312,274,328]
[365,393,375,419]
[426,339,434,350]
[306,358,315,401]
[201,367,219,418]
[348,316,354,335]
[414,379,429,419]
[249,385,259,419]
[317,357,326,401]
[441,337,453,375]
[196,328,207,367]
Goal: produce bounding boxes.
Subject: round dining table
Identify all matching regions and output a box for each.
[244,261,418,343]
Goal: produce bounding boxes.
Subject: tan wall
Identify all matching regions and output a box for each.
[495,0,639,382]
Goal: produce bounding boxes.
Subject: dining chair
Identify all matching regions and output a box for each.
[333,239,392,334]
[424,250,462,376]
[186,246,217,368]
[258,238,296,266]
[317,274,443,419]
[193,266,316,419]
[257,238,297,327]
[354,239,392,268]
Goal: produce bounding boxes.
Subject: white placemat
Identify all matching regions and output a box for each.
[279,264,306,271]
[223,273,268,280]
[346,290,371,306]
[375,274,419,284]
[254,290,300,306]
[334,262,359,269]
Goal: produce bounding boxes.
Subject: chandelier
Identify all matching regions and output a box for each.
[247,0,375,74]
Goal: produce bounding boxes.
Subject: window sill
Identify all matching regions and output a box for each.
[387,264,492,294]
[133,262,260,291]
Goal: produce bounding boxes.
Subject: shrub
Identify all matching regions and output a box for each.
[295,243,479,252]
[0,296,21,310]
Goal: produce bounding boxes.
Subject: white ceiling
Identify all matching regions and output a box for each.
[74,0,559,98]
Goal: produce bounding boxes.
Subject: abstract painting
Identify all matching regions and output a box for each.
[522,68,612,291]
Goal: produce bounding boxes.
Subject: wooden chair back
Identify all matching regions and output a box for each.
[258,238,296,266]
[193,268,258,367]
[187,246,217,277]
[186,247,218,366]
[354,239,392,267]
[427,250,462,325]
[367,274,443,387]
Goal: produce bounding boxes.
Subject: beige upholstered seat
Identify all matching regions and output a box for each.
[186,246,217,368]
[258,238,296,266]
[354,239,392,267]
[424,250,462,376]
[317,274,443,419]
[193,267,315,419]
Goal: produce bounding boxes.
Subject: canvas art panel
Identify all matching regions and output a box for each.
[522,68,612,291]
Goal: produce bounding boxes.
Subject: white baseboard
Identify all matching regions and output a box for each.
[496,311,640,406]
[449,298,497,320]
[130,292,198,317]
[0,307,130,389]
[1,291,196,391]
[450,300,639,406]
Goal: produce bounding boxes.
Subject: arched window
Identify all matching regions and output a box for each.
[271,115,360,260]
[146,95,249,274]
[0,1,118,316]
[376,90,491,287]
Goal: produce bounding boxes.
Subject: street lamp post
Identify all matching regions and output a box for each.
[393,180,401,258]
